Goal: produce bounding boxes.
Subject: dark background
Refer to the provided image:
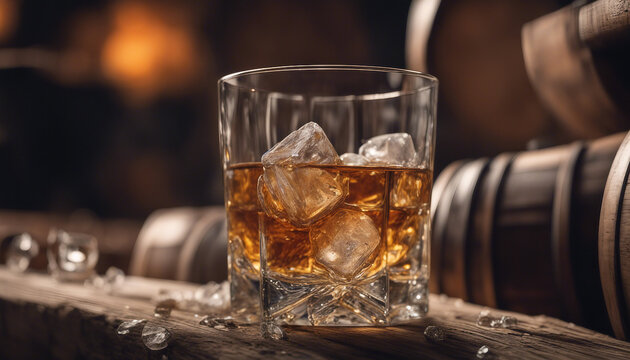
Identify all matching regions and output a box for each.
[0,0,410,218]
[0,0,413,219]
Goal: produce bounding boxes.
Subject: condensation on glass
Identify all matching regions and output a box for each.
[218,65,437,326]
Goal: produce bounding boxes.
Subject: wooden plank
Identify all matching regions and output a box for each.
[1,268,630,359]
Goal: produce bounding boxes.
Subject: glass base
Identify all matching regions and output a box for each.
[261,271,428,326]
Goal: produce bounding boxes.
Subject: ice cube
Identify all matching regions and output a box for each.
[257,175,288,220]
[6,233,39,273]
[500,315,517,327]
[340,153,369,166]
[116,319,146,335]
[477,345,489,359]
[259,122,347,227]
[359,133,418,167]
[142,323,171,350]
[193,281,230,312]
[154,299,176,318]
[423,325,446,342]
[261,122,339,167]
[200,317,238,330]
[104,266,125,291]
[310,209,381,279]
[261,322,286,341]
[47,229,98,282]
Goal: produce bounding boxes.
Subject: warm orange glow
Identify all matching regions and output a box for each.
[101,1,200,101]
[0,0,18,43]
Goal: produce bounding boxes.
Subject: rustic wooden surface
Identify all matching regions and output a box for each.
[2,268,630,359]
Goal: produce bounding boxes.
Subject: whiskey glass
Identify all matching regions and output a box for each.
[218,65,437,325]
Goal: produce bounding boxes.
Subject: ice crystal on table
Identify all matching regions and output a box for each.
[116,319,146,335]
[199,316,239,331]
[152,280,230,315]
[47,229,98,281]
[154,299,177,319]
[85,266,126,293]
[6,233,39,273]
[104,266,125,289]
[142,323,171,351]
[261,323,286,341]
[423,325,446,342]
[500,315,518,328]
[477,310,518,328]
[476,345,489,359]
[477,310,492,327]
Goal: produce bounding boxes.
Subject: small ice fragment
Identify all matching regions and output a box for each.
[194,281,230,312]
[261,323,286,341]
[501,315,517,328]
[423,325,446,342]
[104,267,125,290]
[490,319,503,328]
[453,299,464,308]
[6,233,39,273]
[310,208,381,279]
[142,323,171,351]
[340,153,370,166]
[154,299,176,319]
[477,310,493,327]
[476,345,489,359]
[259,122,347,227]
[477,316,492,327]
[200,316,238,330]
[359,133,418,167]
[152,280,231,315]
[116,319,146,335]
[47,229,98,282]
[84,274,105,288]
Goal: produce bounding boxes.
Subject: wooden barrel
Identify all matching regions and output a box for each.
[431,131,627,334]
[599,131,630,340]
[522,0,630,139]
[406,0,564,171]
[129,207,227,283]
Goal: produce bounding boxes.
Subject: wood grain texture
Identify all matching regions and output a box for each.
[1,268,630,359]
[579,0,630,48]
[599,131,630,340]
[469,153,514,308]
[522,1,630,139]
[432,133,626,334]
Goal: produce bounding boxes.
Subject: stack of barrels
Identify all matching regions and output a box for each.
[412,0,630,339]
[431,132,630,335]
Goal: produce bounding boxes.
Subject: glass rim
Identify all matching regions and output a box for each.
[218,64,438,98]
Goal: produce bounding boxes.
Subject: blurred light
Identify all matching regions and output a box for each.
[101,1,201,102]
[0,0,18,43]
